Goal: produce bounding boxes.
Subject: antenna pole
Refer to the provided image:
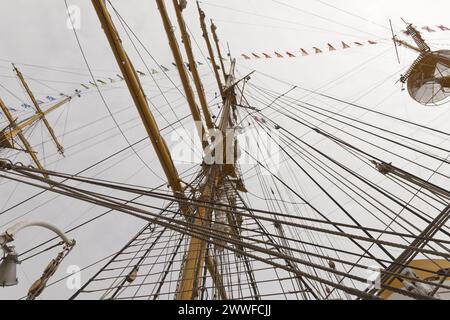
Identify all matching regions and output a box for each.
[13,65,65,155]
[390,19,401,64]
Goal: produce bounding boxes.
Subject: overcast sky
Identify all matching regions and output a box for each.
[1,0,449,300]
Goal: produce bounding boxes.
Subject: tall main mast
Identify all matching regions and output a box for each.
[155,0,244,300]
[91,0,232,300]
[91,0,184,198]
[176,60,238,300]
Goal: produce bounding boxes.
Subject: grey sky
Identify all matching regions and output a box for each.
[0,0,449,300]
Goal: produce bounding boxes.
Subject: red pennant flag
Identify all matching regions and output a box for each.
[341,41,351,49]
[354,42,364,46]
[274,51,284,58]
[242,54,251,60]
[313,47,323,54]
[422,26,436,32]
[300,48,309,56]
[327,43,336,51]
[263,53,272,58]
[252,53,261,59]
[437,25,450,31]
[286,51,296,58]
[368,40,377,45]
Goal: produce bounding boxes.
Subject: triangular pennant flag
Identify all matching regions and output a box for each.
[300,48,309,56]
[286,51,296,58]
[437,25,450,31]
[197,61,204,65]
[422,26,436,33]
[89,81,97,87]
[81,83,89,89]
[36,100,44,105]
[341,41,351,49]
[242,54,251,60]
[274,51,284,58]
[161,65,169,72]
[368,40,377,45]
[171,62,177,67]
[327,43,336,51]
[252,53,261,59]
[262,53,272,58]
[46,96,56,101]
[354,42,364,46]
[21,103,32,109]
[97,79,107,85]
[117,74,124,80]
[313,47,323,54]
[136,70,146,76]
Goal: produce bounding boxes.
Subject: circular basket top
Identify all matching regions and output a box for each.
[407,50,450,106]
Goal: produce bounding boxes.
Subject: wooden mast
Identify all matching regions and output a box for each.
[156,0,234,300]
[176,60,236,300]
[210,20,227,80]
[0,97,48,178]
[155,0,209,149]
[0,97,71,149]
[91,0,228,299]
[13,65,65,155]
[171,0,214,131]
[197,2,224,97]
[91,0,185,199]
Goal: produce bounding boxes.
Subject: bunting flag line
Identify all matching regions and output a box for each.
[239,24,450,61]
[1,94,64,117]
[241,39,379,61]
[403,24,450,34]
[1,60,209,117]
